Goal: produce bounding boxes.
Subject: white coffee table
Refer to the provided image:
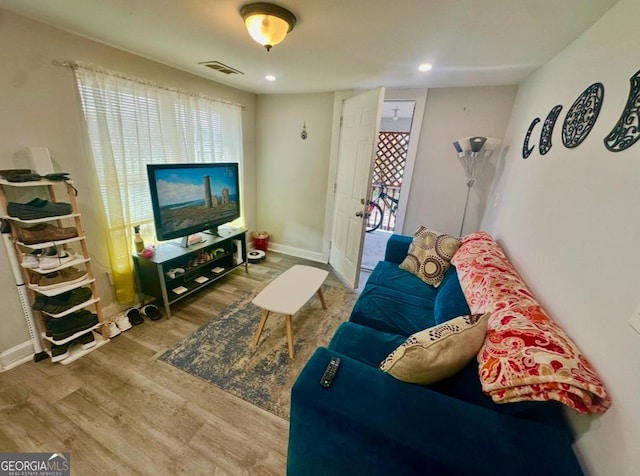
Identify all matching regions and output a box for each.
[252,265,329,359]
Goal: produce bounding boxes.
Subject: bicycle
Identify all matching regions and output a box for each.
[366,183,399,232]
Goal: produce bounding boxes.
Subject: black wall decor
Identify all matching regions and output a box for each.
[562,82,604,148]
[604,69,640,152]
[539,105,563,155]
[521,69,640,158]
[522,117,540,159]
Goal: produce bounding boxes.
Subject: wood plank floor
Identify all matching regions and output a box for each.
[0,253,370,475]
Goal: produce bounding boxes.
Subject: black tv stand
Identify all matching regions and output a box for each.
[132,227,247,317]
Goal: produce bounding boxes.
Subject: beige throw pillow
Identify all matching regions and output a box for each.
[399,226,461,287]
[379,313,490,385]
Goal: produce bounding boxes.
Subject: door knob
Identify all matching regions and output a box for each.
[355,211,364,217]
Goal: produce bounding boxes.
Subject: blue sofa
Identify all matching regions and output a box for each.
[288,235,584,476]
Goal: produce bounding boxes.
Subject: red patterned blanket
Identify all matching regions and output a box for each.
[451,232,610,414]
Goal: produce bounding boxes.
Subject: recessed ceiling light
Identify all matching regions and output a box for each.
[265,74,276,81]
[418,63,433,72]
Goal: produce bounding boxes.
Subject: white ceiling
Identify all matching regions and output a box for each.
[0,0,619,99]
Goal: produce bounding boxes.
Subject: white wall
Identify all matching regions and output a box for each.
[482,0,640,473]
[0,10,257,361]
[253,86,517,261]
[403,86,517,237]
[255,93,334,260]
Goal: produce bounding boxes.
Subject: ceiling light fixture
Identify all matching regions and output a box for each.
[240,2,297,52]
[392,107,399,121]
[418,63,433,72]
[265,74,276,81]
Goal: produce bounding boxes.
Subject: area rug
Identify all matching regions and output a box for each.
[159,281,358,420]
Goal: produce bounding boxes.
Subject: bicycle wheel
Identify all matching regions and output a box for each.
[366,203,384,232]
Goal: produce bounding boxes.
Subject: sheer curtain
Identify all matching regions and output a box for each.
[73,63,243,303]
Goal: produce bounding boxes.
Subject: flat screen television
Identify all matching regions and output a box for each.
[147,162,240,245]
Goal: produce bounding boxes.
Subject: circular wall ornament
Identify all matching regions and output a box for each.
[562,82,604,148]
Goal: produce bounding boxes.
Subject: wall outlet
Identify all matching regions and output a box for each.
[628,302,640,335]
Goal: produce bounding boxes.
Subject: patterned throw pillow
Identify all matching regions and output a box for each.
[399,226,461,287]
[379,313,490,385]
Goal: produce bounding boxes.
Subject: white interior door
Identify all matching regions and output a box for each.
[329,87,384,288]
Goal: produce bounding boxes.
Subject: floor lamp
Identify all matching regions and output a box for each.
[452,136,501,236]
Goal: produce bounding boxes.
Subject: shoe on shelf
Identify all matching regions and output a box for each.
[33,287,93,314]
[39,250,77,270]
[105,321,121,338]
[15,223,78,245]
[125,307,144,325]
[0,168,32,180]
[7,200,72,220]
[51,341,71,363]
[21,250,41,269]
[115,314,132,332]
[35,267,87,290]
[23,247,58,268]
[76,332,96,350]
[29,272,42,286]
[46,310,99,340]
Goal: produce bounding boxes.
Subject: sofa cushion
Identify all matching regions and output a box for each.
[367,262,469,326]
[379,313,489,385]
[399,226,461,287]
[433,266,470,324]
[429,360,573,437]
[329,322,407,368]
[350,283,436,336]
[366,260,437,298]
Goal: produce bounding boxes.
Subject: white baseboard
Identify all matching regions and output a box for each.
[0,340,36,372]
[258,241,326,263]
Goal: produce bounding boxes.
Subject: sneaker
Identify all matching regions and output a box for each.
[51,341,71,362]
[105,321,121,338]
[39,250,77,270]
[115,314,132,332]
[76,332,96,350]
[21,251,40,269]
[46,310,99,340]
[35,267,87,290]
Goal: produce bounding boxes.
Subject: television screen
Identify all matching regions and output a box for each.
[147,162,240,242]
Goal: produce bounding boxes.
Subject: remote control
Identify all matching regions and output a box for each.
[320,357,341,388]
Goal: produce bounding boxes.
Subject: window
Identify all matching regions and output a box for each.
[74,64,243,302]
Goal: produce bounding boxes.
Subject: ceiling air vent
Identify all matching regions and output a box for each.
[199,61,244,75]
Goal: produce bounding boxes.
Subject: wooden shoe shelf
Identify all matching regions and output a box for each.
[0,177,109,364]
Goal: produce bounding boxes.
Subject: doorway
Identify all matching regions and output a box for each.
[361,96,421,270]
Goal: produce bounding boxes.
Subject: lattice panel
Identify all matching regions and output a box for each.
[372,132,410,187]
